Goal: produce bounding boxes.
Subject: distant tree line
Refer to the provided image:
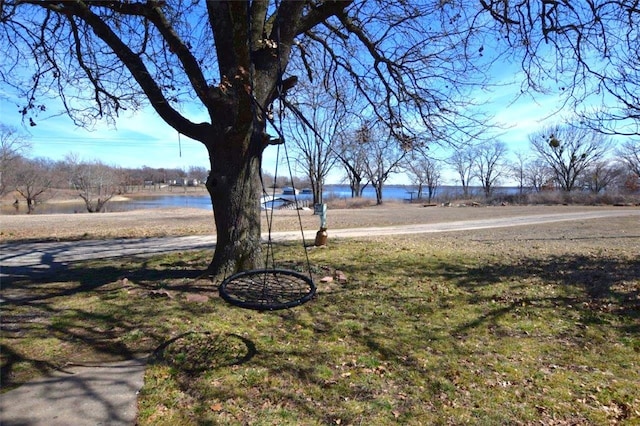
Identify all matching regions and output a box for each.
[290,121,639,205]
[280,62,639,206]
[0,122,311,214]
[2,122,639,213]
[0,124,211,213]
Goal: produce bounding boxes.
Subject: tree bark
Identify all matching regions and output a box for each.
[205,127,265,278]
[373,183,383,205]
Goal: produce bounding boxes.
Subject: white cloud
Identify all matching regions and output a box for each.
[0,95,211,169]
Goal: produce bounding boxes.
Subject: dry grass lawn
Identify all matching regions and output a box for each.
[1,203,639,424]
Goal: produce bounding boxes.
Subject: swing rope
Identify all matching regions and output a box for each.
[262,0,313,282]
[218,0,316,311]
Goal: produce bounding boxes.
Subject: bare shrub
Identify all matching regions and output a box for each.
[325,196,375,210]
[525,190,639,206]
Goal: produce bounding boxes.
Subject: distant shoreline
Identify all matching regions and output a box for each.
[0,185,210,214]
[3,183,638,216]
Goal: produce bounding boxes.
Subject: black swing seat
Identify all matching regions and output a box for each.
[218,269,316,311]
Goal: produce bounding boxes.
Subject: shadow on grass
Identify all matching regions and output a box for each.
[449,253,640,331]
[1,255,208,303]
[3,240,639,424]
[151,332,256,369]
[0,343,76,387]
[0,251,216,391]
[388,250,634,309]
[192,249,639,423]
[321,249,640,355]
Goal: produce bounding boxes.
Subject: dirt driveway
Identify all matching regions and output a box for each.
[2,203,638,242]
[2,206,638,275]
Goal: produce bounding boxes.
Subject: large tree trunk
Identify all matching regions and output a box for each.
[373,183,383,205]
[350,179,362,198]
[205,128,265,278]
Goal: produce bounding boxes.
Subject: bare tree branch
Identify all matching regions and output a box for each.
[481,0,640,135]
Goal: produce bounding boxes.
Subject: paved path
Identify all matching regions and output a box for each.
[0,359,146,426]
[1,207,638,425]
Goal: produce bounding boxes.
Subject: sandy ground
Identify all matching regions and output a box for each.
[1,203,639,243]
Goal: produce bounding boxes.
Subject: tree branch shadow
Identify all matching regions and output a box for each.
[0,249,215,391]
[450,253,639,326]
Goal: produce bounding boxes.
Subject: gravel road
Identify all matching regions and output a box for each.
[2,203,637,242]
[2,206,638,278]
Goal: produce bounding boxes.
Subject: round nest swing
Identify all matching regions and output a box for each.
[218,268,316,311]
[216,11,320,312]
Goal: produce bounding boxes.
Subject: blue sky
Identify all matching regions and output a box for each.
[0,97,210,170]
[1,77,574,186]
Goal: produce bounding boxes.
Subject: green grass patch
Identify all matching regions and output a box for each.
[2,232,639,424]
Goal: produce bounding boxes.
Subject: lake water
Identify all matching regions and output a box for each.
[3,184,520,215]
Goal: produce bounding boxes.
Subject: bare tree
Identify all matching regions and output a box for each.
[475,140,508,198]
[285,73,347,205]
[140,167,164,186]
[581,160,621,194]
[67,158,124,213]
[1,1,499,275]
[358,122,408,205]
[525,159,554,193]
[510,150,529,196]
[529,125,612,192]
[617,140,640,179]
[449,145,477,198]
[404,149,441,203]
[481,1,640,135]
[0,124,32,196]
[618,170,640,194]
[335,131,369,198]
[188,166,209,184]
[13,157,55,213]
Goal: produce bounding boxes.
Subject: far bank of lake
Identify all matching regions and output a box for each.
[2,184,520,215]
